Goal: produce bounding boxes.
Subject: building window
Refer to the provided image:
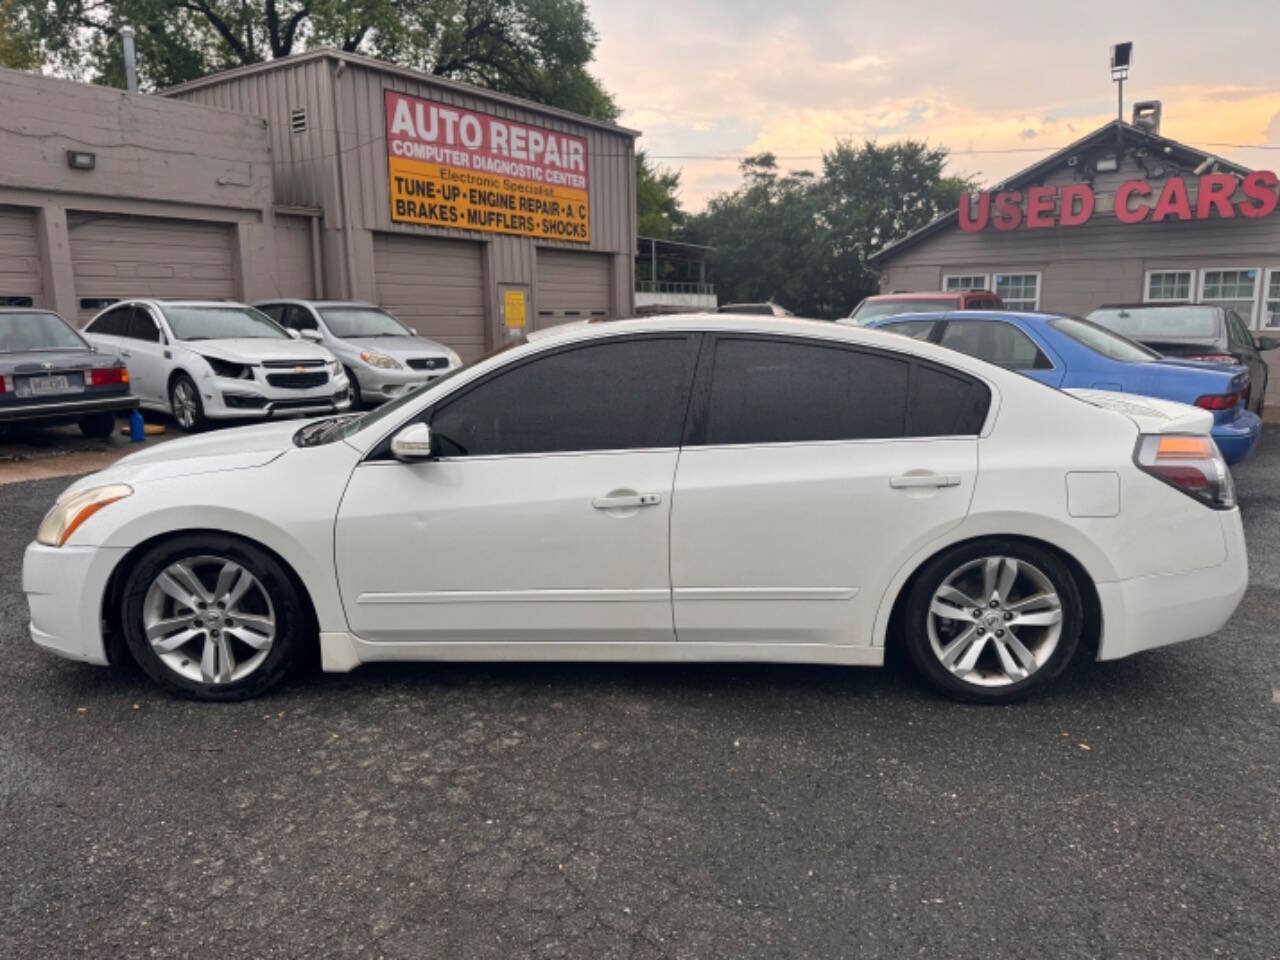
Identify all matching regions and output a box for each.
[1145,270,1193,302]
[1264,270,1280,330]
[1200,268,1260,327]
[993,273,1040,310]
[943,274,988,292]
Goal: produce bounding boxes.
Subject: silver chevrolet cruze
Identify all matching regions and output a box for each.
[253,300,461,405]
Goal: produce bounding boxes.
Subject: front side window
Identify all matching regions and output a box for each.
[0,311,89,352]
[1145,270,1193,302]
[129,309,163,343]
[993,273,1040,311]
[944,274,988,292]
[1201,269,1259,326]
[256,304,286,324]
[939,319,1050,370]
[429,337,695,457]
[320,306,413,338]
[283,306,319,331]
[1049,316,1161,362]
[162,306,289,341]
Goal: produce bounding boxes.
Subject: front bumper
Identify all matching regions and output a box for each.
[23,541,128,666]
[0,393,138,424]
[202,372,351,421]
[1211,410,1261,465]
[1095,508,1247,661]
[350,364,453,403]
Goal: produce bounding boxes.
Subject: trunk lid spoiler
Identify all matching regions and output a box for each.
[1064,388,1214,435]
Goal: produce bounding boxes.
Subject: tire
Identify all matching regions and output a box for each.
[78,412,117,438]
[169,373,206,432]
[901,538,1083,704]
[120,534,308,701]
[345,367,362,408]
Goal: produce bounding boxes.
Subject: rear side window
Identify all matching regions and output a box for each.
[908,365,990,436]
[940,319,1051,370]
[429,336,696,456]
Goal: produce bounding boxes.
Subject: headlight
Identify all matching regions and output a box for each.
[446,348,462,368]
[330,358,343,376]
[360,351,402,370]
[201,355,253,380]
[36,484,133,547]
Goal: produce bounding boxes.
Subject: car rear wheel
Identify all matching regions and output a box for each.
[120,535,306,701]
[169,373,205,432]
[902,539,1083,703]
[77,412,117,438]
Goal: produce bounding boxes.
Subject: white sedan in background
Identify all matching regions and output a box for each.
[24,315,1246,702]
[83,300,350,431]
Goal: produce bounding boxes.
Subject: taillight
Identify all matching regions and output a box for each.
[1194,393,1238,410]
[1184,354,1236,364]
[88,367,128,386]
[1135,434,1235,510]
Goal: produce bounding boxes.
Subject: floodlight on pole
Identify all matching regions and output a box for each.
[1110,42,1133,153]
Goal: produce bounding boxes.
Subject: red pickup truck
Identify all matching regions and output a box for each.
[843,290,1004,325]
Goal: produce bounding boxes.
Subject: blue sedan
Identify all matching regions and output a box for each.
[862,310,1261,464]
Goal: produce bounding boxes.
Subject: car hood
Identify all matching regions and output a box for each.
[342,336,449,358]
[184,338,334,363]
[1065,389,1214,435]
[63,420,303,493]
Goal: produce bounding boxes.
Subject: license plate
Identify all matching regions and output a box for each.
[23,374,83,397]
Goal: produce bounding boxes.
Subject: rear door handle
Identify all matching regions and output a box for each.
[592,493,663,509]
[890,473,962,489]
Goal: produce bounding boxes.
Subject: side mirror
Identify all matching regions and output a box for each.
[299,328,323,343]
[1255,336,1279,352]
[285,328,301,340]
[390,422,434,461]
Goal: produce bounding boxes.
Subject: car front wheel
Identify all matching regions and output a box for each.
[120,535,307,700]
[169,373,205,432]
[902,539,1083,703]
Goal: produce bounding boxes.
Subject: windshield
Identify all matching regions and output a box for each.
[1049,316,1162,362]
[0,312,88,352]
[163,305,289,341]
[319,306,413,338]
[1086,305,1218,340]
[848,299,956,324]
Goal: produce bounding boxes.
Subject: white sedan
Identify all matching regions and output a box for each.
[23,315,1247,702]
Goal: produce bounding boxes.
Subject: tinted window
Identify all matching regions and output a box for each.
[430,337,694,456]
[700,337,910,445]
[284,305,319,331]
[881,319,938,341]
[940,319,1050,370]
[1048,316,1160,362]
[909,365,990,436]
[128,308,162,342]
[87,305,133,337]
[1225,312,1252,353]
[257,304,286,323]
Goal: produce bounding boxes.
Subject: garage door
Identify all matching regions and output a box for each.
[272,213,316,299]
[0,206,43,307]
[536,249,612,327]
[372,234,486,361]
[69,213,237,324]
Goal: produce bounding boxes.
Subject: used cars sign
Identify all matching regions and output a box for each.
[385,90,591,242]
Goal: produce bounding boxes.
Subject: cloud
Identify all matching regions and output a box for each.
[833,55,886,73]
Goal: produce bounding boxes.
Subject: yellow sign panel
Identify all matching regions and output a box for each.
[503,289,526,328]
[389,157,590,243]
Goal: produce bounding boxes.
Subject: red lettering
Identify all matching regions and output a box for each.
[1195,173,1237,219]
[1151,178,1193,222]
[992,190,1022,231]
[958,191,990,232]
[1114,180,1150,223]
[1239,170,1279,219]
[1059,183,1095,226]
[1025,186,1056,228]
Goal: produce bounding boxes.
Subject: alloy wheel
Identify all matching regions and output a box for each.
[141,555,276,684]
[172,380,198,429]
[926,556,1063,688]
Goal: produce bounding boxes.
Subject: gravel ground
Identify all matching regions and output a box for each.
[1,434,1278,959]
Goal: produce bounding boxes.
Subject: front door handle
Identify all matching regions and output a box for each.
[890,473,961,489]
[592,493,663,510]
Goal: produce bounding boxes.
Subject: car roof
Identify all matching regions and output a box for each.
[251,298,380,308]
[865,292,965,302]
[1093,302,1217,311]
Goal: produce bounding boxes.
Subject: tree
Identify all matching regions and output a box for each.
[0,0,39,68]
[683,142,974,317]
[636,151,684,239]
[12,0,619,119]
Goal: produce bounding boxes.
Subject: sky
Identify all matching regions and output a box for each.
[587,0,1280,211]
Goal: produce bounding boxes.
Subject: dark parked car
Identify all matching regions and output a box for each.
[844,290,1004,325]
[0,308,136,437]
[1086,303,1275,415]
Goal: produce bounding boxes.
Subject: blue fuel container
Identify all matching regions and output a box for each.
[129,409,145,443]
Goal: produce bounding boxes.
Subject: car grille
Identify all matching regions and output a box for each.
[266,371,329,389]
[262,359,327,368]
[406,357,449,371]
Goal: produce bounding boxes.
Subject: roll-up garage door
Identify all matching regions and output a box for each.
[372,234,486,361]
[69,213,237,324]
[535,249,612,327]
[272,213,316,299]
[0,206,43,308]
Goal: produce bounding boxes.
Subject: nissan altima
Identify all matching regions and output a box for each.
[23,315,1247,703]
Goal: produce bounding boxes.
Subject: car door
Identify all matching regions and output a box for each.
[334,333,701,645]
[120,305,171,404]
[670,334,987,647]
[937,317,1064,388]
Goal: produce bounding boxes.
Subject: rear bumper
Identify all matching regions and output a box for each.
[1095,508,1247,661]
[1211,411,1261,465]
[0,394,138,424]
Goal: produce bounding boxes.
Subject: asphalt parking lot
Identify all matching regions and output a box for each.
[2,435,1278,959]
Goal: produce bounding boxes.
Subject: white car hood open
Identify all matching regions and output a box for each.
[1065,388,1214,436]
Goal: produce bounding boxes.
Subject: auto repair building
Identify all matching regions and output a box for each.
[869,107,1280,399]
[0,51,639,361]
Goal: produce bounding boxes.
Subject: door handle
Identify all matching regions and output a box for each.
[890,473,961,489]
[592,493,663,510]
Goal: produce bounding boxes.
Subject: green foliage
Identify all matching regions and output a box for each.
[684,142,975,318]
[14,0,618,119]
[0,0,39,69]
[636,151,684,239]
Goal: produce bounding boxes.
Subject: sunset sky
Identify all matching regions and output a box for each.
[587,0,1280,209]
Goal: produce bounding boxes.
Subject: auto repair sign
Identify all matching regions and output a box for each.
[385,90,590,242]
